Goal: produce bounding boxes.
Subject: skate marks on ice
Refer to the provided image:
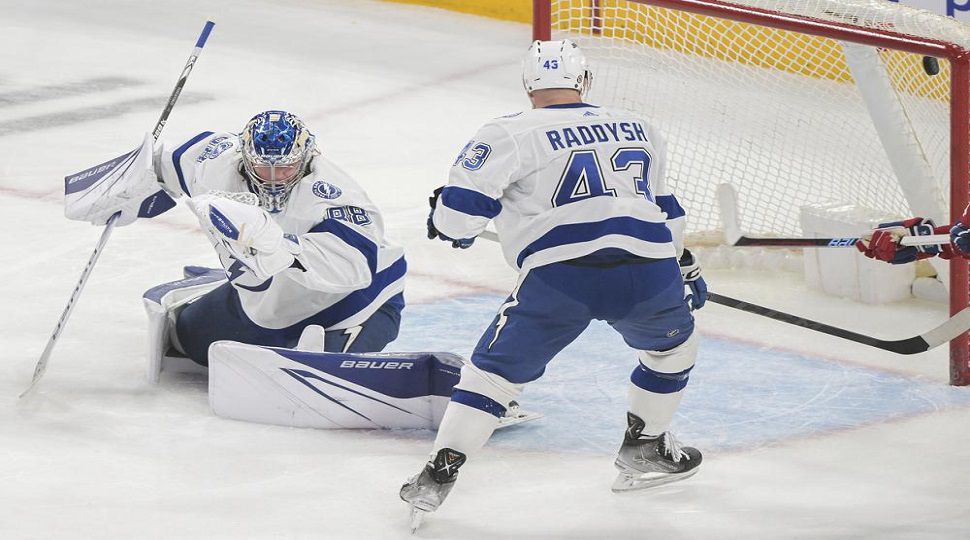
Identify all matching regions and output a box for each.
[0,75,214,137]
[393,294,970,455]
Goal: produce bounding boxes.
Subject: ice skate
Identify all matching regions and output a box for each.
[612,412,701,492]
[495,400,543,429]
[400,448,466,533]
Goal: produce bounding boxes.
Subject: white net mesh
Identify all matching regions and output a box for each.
[549,0,964,238]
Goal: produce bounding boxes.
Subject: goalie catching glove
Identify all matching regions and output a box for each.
[679,249,706,311]
[64,133,176,227]
[187,192,302,282]
[855,217,947,264]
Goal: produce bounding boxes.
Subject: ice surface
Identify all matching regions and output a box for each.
[2,1,969,538]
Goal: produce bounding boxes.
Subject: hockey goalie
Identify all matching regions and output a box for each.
[64,110,537,431]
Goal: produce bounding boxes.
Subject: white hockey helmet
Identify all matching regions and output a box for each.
[522,39,592,96]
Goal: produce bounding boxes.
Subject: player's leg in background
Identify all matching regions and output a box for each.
[323,293,404,353]
[608,257,702,490]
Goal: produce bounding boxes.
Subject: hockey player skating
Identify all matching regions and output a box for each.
[400,40,706,530]
[856,209,970,264]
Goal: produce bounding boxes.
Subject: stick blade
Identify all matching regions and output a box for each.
[716,183,742,246]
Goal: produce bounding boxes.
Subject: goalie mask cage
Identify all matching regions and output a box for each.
[533,0,970,385]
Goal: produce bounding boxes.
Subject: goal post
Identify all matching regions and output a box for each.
[532,0,970,384]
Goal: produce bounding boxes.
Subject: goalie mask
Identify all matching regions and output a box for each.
[240,110,317,213]
[522,39,592,96]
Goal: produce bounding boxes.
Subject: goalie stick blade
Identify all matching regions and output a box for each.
[707,292,970,354]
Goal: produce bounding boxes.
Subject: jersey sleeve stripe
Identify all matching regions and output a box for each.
[516,217,673,268]
[441,186,503,219]
[308,219,379,275]
[655,194,686,220]
[306,257,406,328]
[172,131,215,196]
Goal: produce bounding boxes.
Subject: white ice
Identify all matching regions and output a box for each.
[1,1,969,538]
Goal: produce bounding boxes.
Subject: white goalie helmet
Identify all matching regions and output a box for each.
[521,39,592,96]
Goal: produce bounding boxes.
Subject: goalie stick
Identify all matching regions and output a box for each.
[708,292,970,354]
[716,183,950,248]
[21,20,216,398]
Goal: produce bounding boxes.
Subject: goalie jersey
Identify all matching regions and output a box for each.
[155,131,406,332]
[432,103,686,270]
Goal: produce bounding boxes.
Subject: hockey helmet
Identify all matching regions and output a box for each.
[521,39,592,96]
[240,110,317,213]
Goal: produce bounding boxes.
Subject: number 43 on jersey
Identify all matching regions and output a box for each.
[552,148,653,207]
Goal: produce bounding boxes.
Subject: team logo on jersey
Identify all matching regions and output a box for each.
[196,136,234,162]
[666,329,680,338]
[312,181,342,199]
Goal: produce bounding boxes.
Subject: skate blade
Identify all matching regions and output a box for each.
[495,409,543,429]
[408,505,426,534]
[611,467,698,492]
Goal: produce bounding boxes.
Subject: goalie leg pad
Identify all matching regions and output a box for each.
[143,272,227,384]
[208,341,464,429]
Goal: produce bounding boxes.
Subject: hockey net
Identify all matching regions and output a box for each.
[534,0,970,384]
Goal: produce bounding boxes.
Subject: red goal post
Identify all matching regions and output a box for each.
[533,0,970,385]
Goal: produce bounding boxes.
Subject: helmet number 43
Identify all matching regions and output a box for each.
[543,60,559,69]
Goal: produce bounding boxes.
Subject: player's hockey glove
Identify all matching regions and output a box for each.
[427,186,475,249]
[679,249,707,311]
[855,217,941,264]
[188,193,302,282]
[951,221,970,256]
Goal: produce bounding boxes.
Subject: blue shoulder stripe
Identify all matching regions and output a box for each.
[172,131,214,196]
[516,216,673,267]
[656,194,686,220]
[441,186,502,219]
[308,219,379,275]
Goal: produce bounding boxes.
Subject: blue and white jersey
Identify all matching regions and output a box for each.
[433,103,686,270]
[155,131,406,331]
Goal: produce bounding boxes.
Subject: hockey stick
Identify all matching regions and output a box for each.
[472,230,969,355]
[716,183,950,248]
[21,21,216,398]
[707,292,970,354]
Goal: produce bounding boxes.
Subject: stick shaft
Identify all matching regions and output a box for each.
[22,21,215,397]
[152,20,215,141]
[733,233,950,248]
[706,292,947,354]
